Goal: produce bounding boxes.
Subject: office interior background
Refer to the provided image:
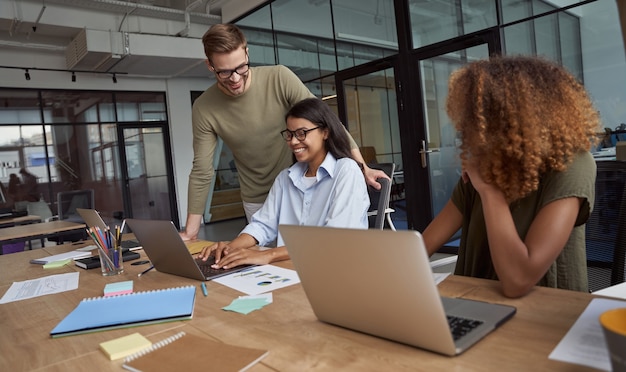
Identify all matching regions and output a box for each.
[0,0,624,236]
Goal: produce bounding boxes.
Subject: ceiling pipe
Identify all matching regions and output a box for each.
[31,2,46,32]
[176,0,203,37]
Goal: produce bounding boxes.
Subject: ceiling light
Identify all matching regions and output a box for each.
[71,71,76,82]
[24,69,30,80]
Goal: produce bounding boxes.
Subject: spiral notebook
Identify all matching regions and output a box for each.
[122,331,269,372]
[50,286,196,338]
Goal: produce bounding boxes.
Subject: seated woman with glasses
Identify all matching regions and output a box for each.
[198,98,370,269]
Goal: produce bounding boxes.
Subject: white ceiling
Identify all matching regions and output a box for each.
[0,0,243,78]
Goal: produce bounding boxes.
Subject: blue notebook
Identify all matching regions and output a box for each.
[50,286,196,338]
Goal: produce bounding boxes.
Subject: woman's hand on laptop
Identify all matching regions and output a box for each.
[197,241,230,262]
[197,233,257,266]
[211,246,289,269]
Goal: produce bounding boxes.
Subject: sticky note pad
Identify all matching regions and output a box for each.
[222,293,272,315]
[104,280,134,297]
[99,332,152,360]
[43,259,72,269]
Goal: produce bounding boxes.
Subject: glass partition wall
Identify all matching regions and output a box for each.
[232,0,625,231]
[0,89,179,226]
[1,0,624,233]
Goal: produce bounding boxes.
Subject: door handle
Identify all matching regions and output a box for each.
[418,140,439,168]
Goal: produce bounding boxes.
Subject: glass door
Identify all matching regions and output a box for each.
[119,125,179,227]
[402,30,500,232]
[418,45,490,218]
[336,63,405,228]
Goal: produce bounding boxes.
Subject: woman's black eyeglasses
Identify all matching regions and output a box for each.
[280,126,321,141]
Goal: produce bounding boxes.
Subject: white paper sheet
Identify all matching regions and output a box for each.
[0,272,80,304]
[594,282,626,300]
[433,272,450,285]
[29,250,93,264]
[549,297,626,370]
[213,265,300,295]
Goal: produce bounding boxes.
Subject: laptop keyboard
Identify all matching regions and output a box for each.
[447,315,483,341]
[195,257,232,276]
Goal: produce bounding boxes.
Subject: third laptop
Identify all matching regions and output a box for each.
[76,208,142,250]
[279,225,516,356]
[126,218,252,281]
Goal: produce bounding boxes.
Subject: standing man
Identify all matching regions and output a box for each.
[181,24,386,241]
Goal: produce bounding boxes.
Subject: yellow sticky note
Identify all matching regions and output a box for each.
[43,259,72,269]
[99,333,152,360]
[185,240,215,255]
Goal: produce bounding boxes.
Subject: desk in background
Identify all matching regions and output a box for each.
[0,214,41,228]
[0,220,85,254]
[0,243,603,371]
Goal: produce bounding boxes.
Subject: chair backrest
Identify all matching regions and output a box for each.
[26,200,54,221]
[14,201,29,212]
[368,162,396,179]
[612,181,626,285]
[57,189,95,222]
[586,161,626,291]
[368,177,392,230]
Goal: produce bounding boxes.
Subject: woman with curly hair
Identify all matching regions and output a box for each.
[422,55,601,298]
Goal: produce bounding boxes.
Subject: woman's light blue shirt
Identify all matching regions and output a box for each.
[241,153,370,246]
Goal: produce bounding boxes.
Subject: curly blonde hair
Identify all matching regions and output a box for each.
[446,55,601,202]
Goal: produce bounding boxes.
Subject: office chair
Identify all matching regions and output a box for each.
[586,161,626,292]
[367,163,397,230]
[367,177,392,230]
[57,189,95,223]
[53,189,94,242]
[26,200,58,248]
[26,200,57,222]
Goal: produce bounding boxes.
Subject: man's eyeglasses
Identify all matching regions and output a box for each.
[212,62,250,79]
[280,126,321,141]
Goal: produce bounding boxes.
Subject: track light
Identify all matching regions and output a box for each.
[1,65,127,81]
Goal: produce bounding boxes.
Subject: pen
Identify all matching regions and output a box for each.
[137,265,154,277]
[200,282,208,297]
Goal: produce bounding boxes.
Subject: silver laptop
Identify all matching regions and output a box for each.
[126,218,253,281]
[76,208,142,250]
[279,225,516,356]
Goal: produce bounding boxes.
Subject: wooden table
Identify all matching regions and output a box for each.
[0,243,605,371]
[0,220,86,254]
[0,214,41,228]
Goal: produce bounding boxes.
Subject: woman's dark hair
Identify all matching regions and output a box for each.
[285,98,353,160]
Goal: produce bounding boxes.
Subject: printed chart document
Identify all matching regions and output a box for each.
[0,272,79,304]
[213,265,300,295]
[549,297,626,370]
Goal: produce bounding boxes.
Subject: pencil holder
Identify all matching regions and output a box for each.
[99,247,124,276]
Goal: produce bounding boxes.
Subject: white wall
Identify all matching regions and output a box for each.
[0,47,212,226]
[165,78,212,227]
